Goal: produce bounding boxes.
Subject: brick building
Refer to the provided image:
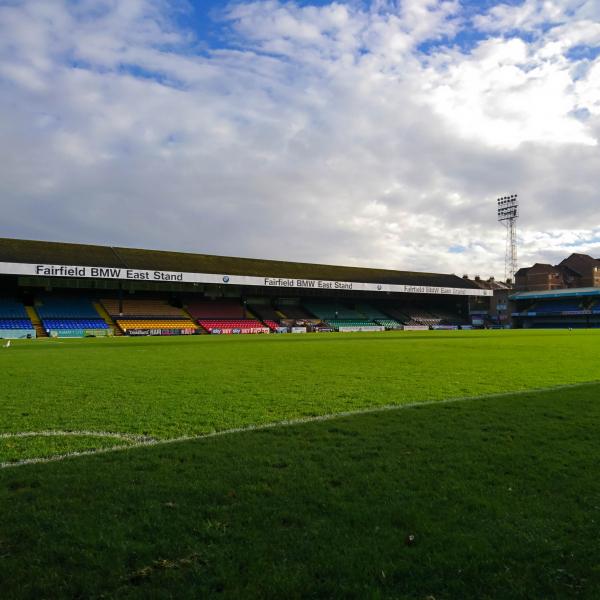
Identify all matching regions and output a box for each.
[515,253,600,292]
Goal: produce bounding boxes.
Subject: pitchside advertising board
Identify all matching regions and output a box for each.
[210,328,269,335]
[338,326,385,332]
[0,262,488,297]
[0,329,36,339]
[50,329,115,338]
[127,329,196,336]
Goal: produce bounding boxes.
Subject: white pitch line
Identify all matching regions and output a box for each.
[1,380,599,469]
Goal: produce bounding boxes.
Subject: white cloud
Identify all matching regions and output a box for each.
[0,0,599,278]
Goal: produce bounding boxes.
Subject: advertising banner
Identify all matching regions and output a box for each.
[50,329,85,338]
[0,329,37,339]
[0,260,488,296]
[338,326,385,332]
[316,327,334,332]
[403,325,429,331]
[84,329,114,337]
[460,325,473,330]
[496,304,507,310]
[276,327,289,333]
[210,327,270,335]
[292,327,307,333]
[432,326,458,330]
[472,317,484,325]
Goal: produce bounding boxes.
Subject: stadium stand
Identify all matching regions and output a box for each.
[273,305,312,321]
[0,299,30,319]
[400,308,442,327]
[186,300,244,320]
[0,299,34,331]
[429,308,468,326]
[247,303,281,323]
[100,299,184,318]
[324,319,379,331]
[526,299,585,313]
[245,304,282,331]
[380,307,409,324]
[35,297,109,331]
[302,301,364,320]
[99,299,197,333]
[355,304,402,329]
[0,319,34,330]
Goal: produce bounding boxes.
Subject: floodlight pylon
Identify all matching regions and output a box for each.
[497,194,519,282]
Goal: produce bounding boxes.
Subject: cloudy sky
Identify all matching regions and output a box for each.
[0,0,599,277]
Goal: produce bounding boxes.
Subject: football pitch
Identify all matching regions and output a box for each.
[1,330,600,598]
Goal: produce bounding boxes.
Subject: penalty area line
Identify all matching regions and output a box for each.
[2,379,599,469]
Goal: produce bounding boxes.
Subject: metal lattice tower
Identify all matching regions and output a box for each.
[497,194,519,282]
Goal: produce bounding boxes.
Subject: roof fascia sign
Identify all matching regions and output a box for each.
[0,261,488,297]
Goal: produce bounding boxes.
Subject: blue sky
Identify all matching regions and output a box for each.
[0,0,599,275]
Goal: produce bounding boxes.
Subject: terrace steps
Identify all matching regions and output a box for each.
[244,308,266,328]
[93,302,123,336]
[26,306,47,338]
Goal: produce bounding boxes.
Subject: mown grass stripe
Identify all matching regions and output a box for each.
[2,379,598,469]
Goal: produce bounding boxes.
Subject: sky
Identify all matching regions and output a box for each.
[0,0,599,278]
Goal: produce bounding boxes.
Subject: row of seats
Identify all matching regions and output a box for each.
[355,304,389,320]
[528,300,585,313]
[101,299,184,317]
[35,298,102,319]
[303,301,363,320]
[263,319,280,331]
[323,319,378,331]
[42,319,109,331]
[199,319,263,331]
[375,319,402,329]
[187,301,244,319]
[116,319,199,331]
[0,319,34,329]
[0,300,29,319]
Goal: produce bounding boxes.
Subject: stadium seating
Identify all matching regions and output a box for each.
[274,305,312,320]
[379,307,408,324]
[263,319,280,331]
[354,304,401,329]
[101,299,184,318]
[36,298,104,319]
[198,319,264,332]
[247,304,281,323]
[117,319,198,331]
[0,300,30,319]
[400,308,441,327]
[323,319,379,331]
[374,319,402,329]
[186,300,244,320]
[34,297,109,331]
[0,319,34,329]
[529,300,585,313]
[429,308,467,326]
[42,319,109,330]
[303,301,363,320]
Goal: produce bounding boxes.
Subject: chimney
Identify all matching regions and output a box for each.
[474,275,481,281]
[462,274,469,279]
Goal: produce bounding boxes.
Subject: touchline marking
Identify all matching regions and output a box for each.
[2,380,598,469]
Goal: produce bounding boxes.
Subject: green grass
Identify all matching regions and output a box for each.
[1,383,599,599]
[1,330,600,463]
